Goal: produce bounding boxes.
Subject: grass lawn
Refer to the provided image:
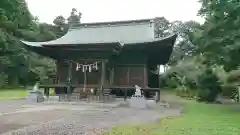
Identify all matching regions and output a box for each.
[106,101,240,135]
[0,89,28,100]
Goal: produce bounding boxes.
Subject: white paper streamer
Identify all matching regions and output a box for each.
[76,64,81,71]
[92,62,98,70]
[67,60,100,72]
[89,65,92,72]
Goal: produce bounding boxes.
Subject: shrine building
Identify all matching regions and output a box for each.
[21,18,177,101]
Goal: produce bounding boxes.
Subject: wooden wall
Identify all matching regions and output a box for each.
[111,51,148,87]
[57,60,101,85]
[56,51,149,88]
[113,65,146,87]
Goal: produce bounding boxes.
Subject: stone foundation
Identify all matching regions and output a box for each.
[58,94,116,102]
[26,91,44,103]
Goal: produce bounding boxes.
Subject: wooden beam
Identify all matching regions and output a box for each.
[58,48,118,52]
[30,48,119,60]
[115,64,145,66]
[58,51,117,58]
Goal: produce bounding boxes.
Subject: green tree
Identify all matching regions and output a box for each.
[53,15,68,32]
[0,0,59,87]
[194,0,240,71]
[53,15,66,27]
[154,17,171,38]
[169,20,201,65]
[67,8,82,25]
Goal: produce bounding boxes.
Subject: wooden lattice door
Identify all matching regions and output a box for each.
[114,66,145,87]
[114,67,129,85]
[129,67,144,87]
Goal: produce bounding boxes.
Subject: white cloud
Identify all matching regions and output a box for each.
[26,0,204,24]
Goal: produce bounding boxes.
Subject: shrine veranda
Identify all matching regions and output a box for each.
[21,18,177,101]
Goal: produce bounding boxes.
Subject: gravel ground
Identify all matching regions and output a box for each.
[0,100,181,135]
[0,100,36,114]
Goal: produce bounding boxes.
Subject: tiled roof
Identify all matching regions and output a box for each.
[21,17,176,47]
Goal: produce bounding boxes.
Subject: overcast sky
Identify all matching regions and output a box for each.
[25,0,204,24]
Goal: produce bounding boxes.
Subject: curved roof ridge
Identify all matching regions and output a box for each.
[70,18,154,29]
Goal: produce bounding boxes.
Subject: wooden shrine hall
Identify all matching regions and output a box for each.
[21,18,177,101]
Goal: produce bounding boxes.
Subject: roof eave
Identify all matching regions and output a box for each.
[20,40,43,47]
[124,34,177,46]
[21,40,124,48]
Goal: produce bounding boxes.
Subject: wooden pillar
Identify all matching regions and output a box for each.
[100,60,107,92]
[124,88,127,101]
[110,68,114,85]
[144,63,148,87]
[44,88,50,97]
[55,60,59,84]
[54,60,59,95]
[67,61,72,94]
[127,67,130,85]
[156,89,160,102]
[83,70,87,93]
[157,65,161,102]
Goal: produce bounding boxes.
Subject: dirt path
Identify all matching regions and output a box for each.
[0,99,181,135]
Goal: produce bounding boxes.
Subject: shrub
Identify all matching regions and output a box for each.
[197,67,222,102]
[222,69,240,101]
[161,72,182,88]
[226,69,240,84]
[0,73,7,88]
[162,58,201,89]
[175,85,197,99]
[164,57,225,102]
[197,89,211,102]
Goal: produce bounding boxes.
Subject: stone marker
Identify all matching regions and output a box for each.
[26,83,44,102]
[128,85,148,109]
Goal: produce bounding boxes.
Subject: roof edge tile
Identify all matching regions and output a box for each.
[70,18,155,29]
